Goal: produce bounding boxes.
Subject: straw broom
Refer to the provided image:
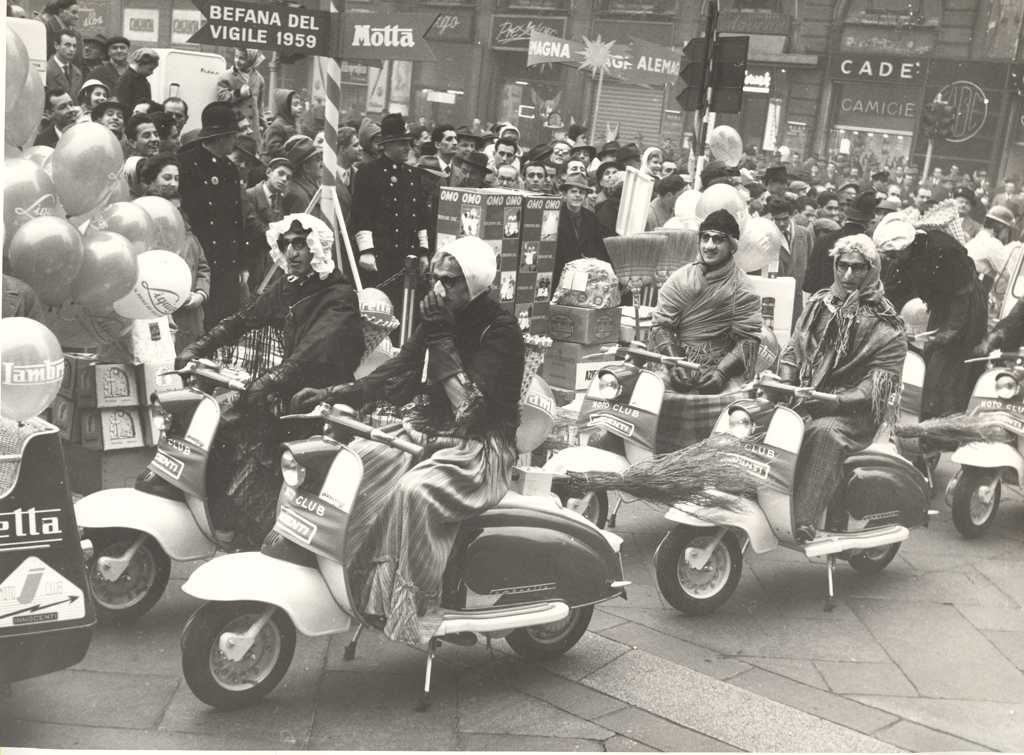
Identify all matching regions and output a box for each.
[564,434,763,510]
[895,413,1015,449]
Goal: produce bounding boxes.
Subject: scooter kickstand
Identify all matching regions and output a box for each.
[416,638,440,712]
[343,624,364,661]
[824,555,838,613]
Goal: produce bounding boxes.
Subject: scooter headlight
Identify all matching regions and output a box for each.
[996,373,1019,400]
[595,371,621,400]
[727,409,753,439]
[280,450,307,488]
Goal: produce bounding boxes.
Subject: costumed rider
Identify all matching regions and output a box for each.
[649,208,762,394]
[290,236,525,647]
[175,213,363,548]
[762,234,907,543]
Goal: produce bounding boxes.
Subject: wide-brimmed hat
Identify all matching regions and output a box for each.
[871,169,890,183]
[378,112,412,145]
[196,102,238,141]
[571,144,597,162]
[559,174,593,193]
[455,151,492,175]
[763,165,788,184]
[91,99,125,121]
[523,143,553,165]
[846,190,880,222]
[986,204,1017,229]
[233,133,263,164]
[598,140,620,159]
[455,127,486,147]
[615,143,641,164]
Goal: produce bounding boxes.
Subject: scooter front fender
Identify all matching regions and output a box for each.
[542,445,629,475]
[182,551,351,637]
[664,496,778,553]
[951,442,1023,484]
[75,488,216,561]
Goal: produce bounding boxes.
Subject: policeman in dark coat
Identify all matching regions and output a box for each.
[351,113,430,315]
[179,102,246,327]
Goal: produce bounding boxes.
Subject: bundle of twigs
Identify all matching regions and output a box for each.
[564,434,762,510]
[894,412,1015,448]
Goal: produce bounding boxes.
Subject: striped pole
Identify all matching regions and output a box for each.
[322,0,344,188]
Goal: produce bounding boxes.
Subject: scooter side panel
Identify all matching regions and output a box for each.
[75,488,216,561]
[182,551,351,636]
[951,441,1024,482]
[665,497,779,553]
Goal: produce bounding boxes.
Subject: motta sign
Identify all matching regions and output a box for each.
[337,13,440,61]
[188,0,332,56]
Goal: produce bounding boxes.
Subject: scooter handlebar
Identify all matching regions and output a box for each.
[281,403,424,457]
[757,379,836,401]
[964,348,1024,364]
[602,344,700,371]
[167,360,251,392]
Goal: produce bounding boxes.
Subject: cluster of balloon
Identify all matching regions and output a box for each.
[5,27,45,154]
[695,183,750,232]
[3,158,65,252]
[0,318,65,422]
[52,122,125,217]
[707,125,743,168]
[735,216,785,273]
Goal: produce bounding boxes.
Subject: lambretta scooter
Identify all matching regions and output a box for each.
[544,344,731,529]
[74,359,250,622]
[945,348,1024,537]
[178,402,628,711]
[654,379,930,616]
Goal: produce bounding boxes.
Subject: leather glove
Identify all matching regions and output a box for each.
[666,365,693,393]
[245,374,278,408]
[695,367,726,395]
[359,252,378,272]
[175,346,202,371]
[973,332,1001,357]
[420,291,455,338]
[290,387,329,411]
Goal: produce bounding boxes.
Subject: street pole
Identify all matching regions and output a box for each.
[590,66,606,144]
[922,138,934,183]
[692,0,718,191]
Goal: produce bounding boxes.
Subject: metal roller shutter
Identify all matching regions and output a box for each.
[596,82,669,148]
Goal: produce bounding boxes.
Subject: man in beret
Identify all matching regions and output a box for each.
[650,208,761,395]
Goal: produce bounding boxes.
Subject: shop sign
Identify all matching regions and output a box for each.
[338,12,440,61]
[426,9,474,43]
[340,60,370,85]
[526,31,679,86]
[937,80,989,143]
[492,14,567,51]
[171,9,205,46]
[188,0,332,56]
[744,70,771,94]
[835,82,919,130]
[830,54,924,83]
[123,7,159,43]
[840,26,935,55]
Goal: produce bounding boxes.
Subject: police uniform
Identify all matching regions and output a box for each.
[179,140,245,327]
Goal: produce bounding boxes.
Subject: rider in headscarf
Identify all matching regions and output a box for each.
[290,236,525,646]
[650,208,761,394]
[641,146,664,179]
[770,234,907,541]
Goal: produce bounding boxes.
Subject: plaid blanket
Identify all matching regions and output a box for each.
[655,390,738,452]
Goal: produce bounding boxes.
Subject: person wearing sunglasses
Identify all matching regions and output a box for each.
[291,236,525,646]
[650,208,761,396]
[762,234,907,543]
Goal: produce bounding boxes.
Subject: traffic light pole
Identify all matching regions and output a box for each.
[692,1,718,191]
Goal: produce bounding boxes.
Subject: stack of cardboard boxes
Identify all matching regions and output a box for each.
[541,304,622,393]
[435,188,560,335]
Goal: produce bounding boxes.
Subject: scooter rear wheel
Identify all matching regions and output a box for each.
[655,525,742,616]
[86,528,170,624]
[951,467,1001,539]
[847,542,900,574]
[181,601,296,710]
[506,605,593,660]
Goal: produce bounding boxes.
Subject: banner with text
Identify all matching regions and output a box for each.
[188,0,332,56]
[527,30,680,87]
[335,12,440,62]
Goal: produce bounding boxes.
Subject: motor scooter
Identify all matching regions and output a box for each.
[1,416,96,683]
[945,348,1024,538]
[74,359,250,623]
[653,379,930,616]
[177,403,628,711]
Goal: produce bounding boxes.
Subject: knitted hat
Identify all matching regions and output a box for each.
[699,209,741,240]
[357,117,381,152]
[358,287,400,332]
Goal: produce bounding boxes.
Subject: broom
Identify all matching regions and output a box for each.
[563,434,763,510]
[605,233,664,325]
[894,412,1016,448]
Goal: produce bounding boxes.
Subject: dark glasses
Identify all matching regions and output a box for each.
[277,235,309,252]
[699,231,730,244]
[835,260,869,274]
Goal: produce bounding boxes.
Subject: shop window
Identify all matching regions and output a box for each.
[499,0,569,11]
[597,0,677,14]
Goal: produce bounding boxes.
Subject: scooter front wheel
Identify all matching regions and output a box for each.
[556,490,608,529]
[506,605,593,660]
[655,525,742,616]
[951,467,1001,539]
[86,527,170,624]
[181,601,296,710]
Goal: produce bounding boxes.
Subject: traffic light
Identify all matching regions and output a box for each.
[1011,64,1024,98]
[710,35,748,114]
[676,37,708,112]
[921,99,956,139]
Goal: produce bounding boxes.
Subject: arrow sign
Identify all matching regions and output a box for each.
[335,13,439,61]
[189,0,333,57]
[0,595,78,622]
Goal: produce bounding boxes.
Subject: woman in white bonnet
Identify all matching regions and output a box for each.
[292,236,525,646]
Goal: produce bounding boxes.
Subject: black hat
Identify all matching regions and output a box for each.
[455,151,492,175]
[197,102,239,141]
[953,185,977,206]
[845,190,879,222]
[764,165,788,184]
[699,209,741,240]
[233,133,263,164]
[558,174,594,193]
[267,156,293,171]
[571,144,597,163]
[746,181,767,199]
[598,140,620,159]
[283,134,321,166]
[701,159,739,188]
[595,161,620,186]
[378,112,412,145]
[871,169,890,183]
[90,99,125,121]
[104,35,130,51]
[455,127,485,147]
[523,143,553,164]
[837,181,860,195]
[615,143,642,164]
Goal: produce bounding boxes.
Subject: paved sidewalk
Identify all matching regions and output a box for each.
[3,458,1023,751]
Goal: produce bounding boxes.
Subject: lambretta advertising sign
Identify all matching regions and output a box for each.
[336,13,439,61]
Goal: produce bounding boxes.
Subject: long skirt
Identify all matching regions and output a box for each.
[792,412,876,530]
[343,426,516,646]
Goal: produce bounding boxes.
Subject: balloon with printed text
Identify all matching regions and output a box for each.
[0,318,65,422]
[113,250,192,320]
[3,158,64,252]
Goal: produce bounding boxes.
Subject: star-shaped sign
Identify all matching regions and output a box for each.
[577,35,617,75]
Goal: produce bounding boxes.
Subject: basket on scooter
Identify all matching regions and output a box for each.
[842,448,930,527]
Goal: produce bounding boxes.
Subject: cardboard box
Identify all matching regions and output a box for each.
[79,406,146,450]
[530,301,550,336]
[129,317,176,364]
[63,443,152,496]
[50,393,78,443]
[139,405,163,446]
[542,341,618,391]
[547,305,622,345]
[136,361,183,405]
[509,466,554,496]
[92,363,141,407]
[60,353,97,400]
[436,187,518,241]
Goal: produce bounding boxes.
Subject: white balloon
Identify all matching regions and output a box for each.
[707,125,743,168]
[672,189,702,221]
[735,216,785,273]
[112,249,192,319]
